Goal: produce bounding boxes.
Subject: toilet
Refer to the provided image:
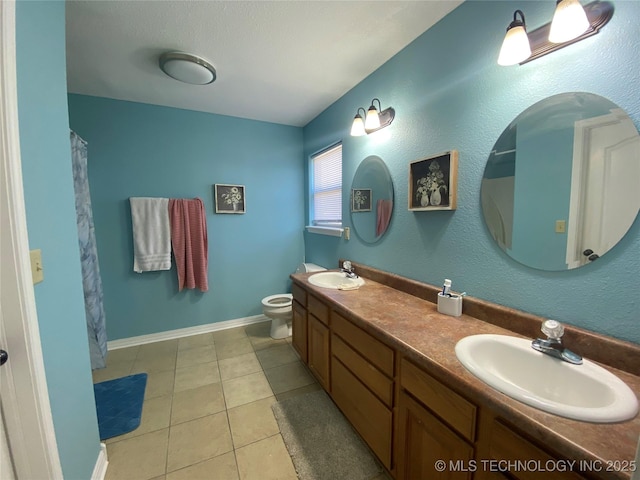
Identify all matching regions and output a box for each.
[262,263,326,339]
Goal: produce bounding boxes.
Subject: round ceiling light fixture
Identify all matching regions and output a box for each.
[159,52,217,85]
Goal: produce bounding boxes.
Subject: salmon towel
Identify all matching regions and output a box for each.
[168,198,208,292]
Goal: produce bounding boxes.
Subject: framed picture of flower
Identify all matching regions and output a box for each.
[408,150,458,211]
[214,184,245,214]
[351,188,372,212]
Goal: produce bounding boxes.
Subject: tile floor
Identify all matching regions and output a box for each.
[93,320,389,480]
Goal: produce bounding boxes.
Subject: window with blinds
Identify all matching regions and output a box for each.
[311,143,342,227]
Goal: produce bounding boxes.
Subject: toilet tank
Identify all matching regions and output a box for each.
[295,263,326,273]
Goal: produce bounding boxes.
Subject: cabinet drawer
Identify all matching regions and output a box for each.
[400,358,476,442]
[332,312,394,377]
[331,356,393,469]
[292,283,307,307]
[308,294,329,326]
[489,420,584,480]
[332,334,393,407]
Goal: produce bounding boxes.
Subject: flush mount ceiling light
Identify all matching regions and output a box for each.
[350,98,395,137]
[159,52,217,85]
[498,1,613,66]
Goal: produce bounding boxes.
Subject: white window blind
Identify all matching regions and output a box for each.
[311,143,342,226]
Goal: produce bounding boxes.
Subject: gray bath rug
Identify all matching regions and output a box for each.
[271,389,383,480]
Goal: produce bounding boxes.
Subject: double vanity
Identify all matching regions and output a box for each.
[290,262,640,480]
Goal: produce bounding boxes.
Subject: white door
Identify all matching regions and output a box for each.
[0,2,63,478]
[566,109,640,267]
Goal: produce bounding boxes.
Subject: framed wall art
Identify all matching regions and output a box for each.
[409,150,458,211]
[214,184,245,214]
[351,188,372,212]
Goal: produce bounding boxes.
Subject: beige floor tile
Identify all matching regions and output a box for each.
[167,412,233,472]
[228,396,279,448]
[222,371,273,409]
[264,361,315,395]
[132,354,177,374]
[92,363,132,383]
[176,344,217,368]
[218,352,262,381]
[215,337,254,360]
[145,370,176,399]
[235,434,297,480]
[105,429,168,480]
[178,332,214,351]
[106,394,172,443]
[166,452,239,480]
[212,326,248,344]
[137,339,179,359]
[255,344,299,370]
[245,321,287,351]
[174,361,220,392]
[274,382,322,402]
[107,346,139,364]
[171,383,225,425]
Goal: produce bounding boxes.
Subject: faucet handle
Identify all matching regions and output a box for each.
[342,261,352,271]
[542,320,564,340]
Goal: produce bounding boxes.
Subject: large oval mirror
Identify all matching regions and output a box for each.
[481,92,640,271]
[350,155,394,244]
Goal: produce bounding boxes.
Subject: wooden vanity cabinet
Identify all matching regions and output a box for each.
[330,311,395,470]
[397,358,477,480]
[291,283,308,362]
[307,293,331,390]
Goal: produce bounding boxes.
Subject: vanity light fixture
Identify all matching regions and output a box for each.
[159,52,217,85]
[350,98,395,136]
[498,1,613,66]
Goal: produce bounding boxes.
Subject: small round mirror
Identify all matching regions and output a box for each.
[350,155,394,244]
[481,92,640,271]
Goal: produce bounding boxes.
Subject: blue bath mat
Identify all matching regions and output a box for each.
[94,373,147,440]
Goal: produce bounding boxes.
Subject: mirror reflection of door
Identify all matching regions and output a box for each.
[567,109,640,267]
[481,92,640,271]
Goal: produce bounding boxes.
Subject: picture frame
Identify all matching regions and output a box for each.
[408,150,458,211]
[214,184,245,214]
[351,188,372,212]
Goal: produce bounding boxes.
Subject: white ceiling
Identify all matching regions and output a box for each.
[65,1,463,127]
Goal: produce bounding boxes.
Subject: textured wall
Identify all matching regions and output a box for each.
[16,2,100,478]
[303,0,640,343]
[68,95,305,340]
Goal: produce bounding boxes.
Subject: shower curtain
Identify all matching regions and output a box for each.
[71,131,107,369]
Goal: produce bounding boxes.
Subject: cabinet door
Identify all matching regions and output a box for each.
[292,300,307,363]
[308,314,330,389]
[397,391,474,480]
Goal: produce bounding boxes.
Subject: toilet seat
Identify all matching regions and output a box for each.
[261,294,292,309]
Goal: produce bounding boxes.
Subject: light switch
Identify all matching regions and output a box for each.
[555,220,566,234]
[343,226,350,240]
[30,249,44,284]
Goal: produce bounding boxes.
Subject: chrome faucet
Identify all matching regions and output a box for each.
[341,261,358,279]
[531,320,583,365]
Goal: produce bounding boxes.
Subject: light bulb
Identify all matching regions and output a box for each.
[365,106,381,130]
[498,25,531,66]
[350,114,366,136]
[549,0,590,43]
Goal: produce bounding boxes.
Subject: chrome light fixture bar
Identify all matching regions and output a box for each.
[498,1,613,66]
[350,98,396,136]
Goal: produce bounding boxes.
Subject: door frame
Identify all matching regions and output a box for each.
[0,2,63,478]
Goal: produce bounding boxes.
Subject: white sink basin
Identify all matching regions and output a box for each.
[455,334,639,423]
[307,271,365,290]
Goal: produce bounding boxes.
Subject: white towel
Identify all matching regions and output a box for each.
[130,197,171,273]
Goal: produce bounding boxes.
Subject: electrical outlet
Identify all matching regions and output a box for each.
[555,220,566,234]
[30,249,44,284]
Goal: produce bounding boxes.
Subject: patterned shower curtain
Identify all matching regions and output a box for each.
[71,131,107,369]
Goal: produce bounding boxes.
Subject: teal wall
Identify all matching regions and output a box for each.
[303,0,640,344]
[67,95,305,340]
[15,2,100,478]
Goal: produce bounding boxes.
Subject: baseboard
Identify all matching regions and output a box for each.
[91,443,108,480]
[107,314,269,350]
